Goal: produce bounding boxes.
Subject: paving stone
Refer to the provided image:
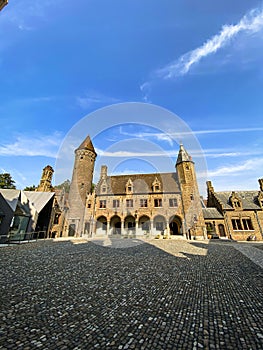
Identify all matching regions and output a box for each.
[0,239,262,349]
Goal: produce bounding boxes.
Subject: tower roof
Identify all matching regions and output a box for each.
[76,135,96,154]
[176,144,193,165]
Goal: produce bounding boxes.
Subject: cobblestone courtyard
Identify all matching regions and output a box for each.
[0,239,263,349]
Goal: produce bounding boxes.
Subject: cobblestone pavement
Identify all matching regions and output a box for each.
[0,239,263,350]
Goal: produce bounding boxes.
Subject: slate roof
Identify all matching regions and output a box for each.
[97,172,180,195]
[213,191,261,210]
[202,208,224,219]
[176,144,193,165]
[76,135,97,155]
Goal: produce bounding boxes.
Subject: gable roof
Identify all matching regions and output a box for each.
[23,191,55,213]
[97,172,180,195]
[0,189,20,212]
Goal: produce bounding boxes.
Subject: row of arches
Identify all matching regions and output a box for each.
[95,214,182,236]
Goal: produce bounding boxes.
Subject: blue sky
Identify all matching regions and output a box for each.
[0,0,263,196]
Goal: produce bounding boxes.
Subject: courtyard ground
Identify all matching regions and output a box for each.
[0,238,263,349]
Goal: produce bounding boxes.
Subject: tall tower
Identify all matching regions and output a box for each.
[176,144,205,239]
[36,165,54,192]
[67,135,97,237]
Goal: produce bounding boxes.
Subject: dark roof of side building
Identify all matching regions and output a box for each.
[212,191,261,210]
[202,208,224,219]
[97,172,180,195]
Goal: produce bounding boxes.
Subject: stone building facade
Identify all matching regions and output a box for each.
[62,136,206,239]
[203,180,263,241]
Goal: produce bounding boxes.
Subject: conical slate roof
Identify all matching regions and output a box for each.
[76,135,97,155]
[176,144,193,165]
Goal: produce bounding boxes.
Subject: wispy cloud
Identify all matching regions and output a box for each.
[0,132,63,158]
[140,4,263,100]
[96,147,263,159]
[208,158,263,177]
[119,126,263,142]
[155,6,263,79]
[0,0,63,31]
[76,91,121,109]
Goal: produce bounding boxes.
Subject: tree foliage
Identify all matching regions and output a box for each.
[54,179,71,193]
[0,173,16,189]
[24,185,36,191]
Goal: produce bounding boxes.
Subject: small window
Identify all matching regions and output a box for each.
[102,186,106,193]
[169,198,178,207]
[126,199,133,208]
[140,199,148,207]
[154,198,162,207]
[99,200,106,209]
[113,199,120,208]
[190,194,194,200]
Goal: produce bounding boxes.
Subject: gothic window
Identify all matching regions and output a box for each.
[169,198,178,207]
[126,199,133,208]
[99,200,106,209]
[113,199,120,208]
[154,198,162,207]
[140,199,148,207]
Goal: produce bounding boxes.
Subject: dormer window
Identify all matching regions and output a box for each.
[152,177,161,192]
[230,192,242,210]
[102,186,106,193]
[126,179,133,194]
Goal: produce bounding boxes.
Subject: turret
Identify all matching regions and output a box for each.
[36,165,54,192]
[66,135,97,237]
[176,144,205,239]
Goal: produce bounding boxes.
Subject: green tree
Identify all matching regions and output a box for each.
[54,179,71,193]
[0,173,16,189]
[24,185,36,191]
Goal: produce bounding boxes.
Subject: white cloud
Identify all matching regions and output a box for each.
[0,132,63,158]
[154,6,263,79]
[208,158,263,177]
[76,91,121,109]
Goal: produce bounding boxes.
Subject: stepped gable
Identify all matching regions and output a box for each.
[213,191,260,210]
[98,172,180,195]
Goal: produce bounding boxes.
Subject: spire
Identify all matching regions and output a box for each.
[176,144,193,165]
[76,135,97,155]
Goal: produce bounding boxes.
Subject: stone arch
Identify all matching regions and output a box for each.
[153,215,166,233]
[124,215,135,235]
[96,215,107,235]
[169,215,182,235]
[139,215,150,232]
[110,215,121,235]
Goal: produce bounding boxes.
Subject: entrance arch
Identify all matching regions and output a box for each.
[153,215,166,234]
[169,215,182,235]
[110,215,121,235]
[124,215,135,235]
[96,216,107,235]
[138,215,150,234]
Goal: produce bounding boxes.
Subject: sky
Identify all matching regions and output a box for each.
[0,0,263,196]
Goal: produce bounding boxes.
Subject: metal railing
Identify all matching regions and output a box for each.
[0,231,48,245]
